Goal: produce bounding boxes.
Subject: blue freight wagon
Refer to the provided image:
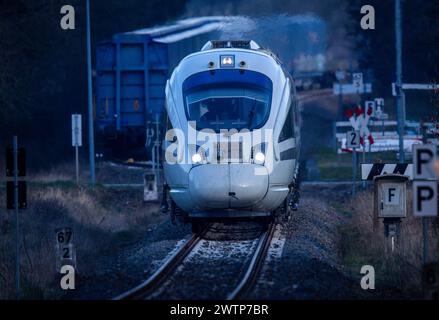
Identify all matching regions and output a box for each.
[95,17,230,158]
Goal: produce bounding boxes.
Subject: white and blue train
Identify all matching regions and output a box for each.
[163,40,301,232]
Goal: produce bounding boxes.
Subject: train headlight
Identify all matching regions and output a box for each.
[190,145,207,165]
[192,153,202,164]
[254,152,265,165]
[220,55,235,68]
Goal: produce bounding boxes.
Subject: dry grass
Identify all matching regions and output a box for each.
[340,189,439,298]
[0,183,160,299]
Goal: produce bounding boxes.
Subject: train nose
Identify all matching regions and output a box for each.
[189,164,269,209]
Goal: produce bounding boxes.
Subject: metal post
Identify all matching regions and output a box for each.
[338,83,343,119]
[362,145,366,189]
[86,0,95,185]
[75,145,79,185]
[395,0,405,162]
[422,217,429,264]
[13,136,20,300]
[336,84,343,152]
[155,114,161,189]
[368,143,372,162]
[352,148,357,197]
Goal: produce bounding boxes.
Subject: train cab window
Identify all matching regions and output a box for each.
[278,105,294,143]
[183,70,272,132]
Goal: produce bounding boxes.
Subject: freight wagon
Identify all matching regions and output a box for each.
[95,17,234,158]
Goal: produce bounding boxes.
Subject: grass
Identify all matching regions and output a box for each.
[0,168,161,299]
[339,190,439,298]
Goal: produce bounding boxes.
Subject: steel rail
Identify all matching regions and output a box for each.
[226,223,276,300]
[113,233,201,300]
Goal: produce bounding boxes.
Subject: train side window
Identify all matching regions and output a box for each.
[278,105,294,143]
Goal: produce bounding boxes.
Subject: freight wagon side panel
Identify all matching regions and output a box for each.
[148,42,168,117]
[96,40,168,134]
[96,42,117,135]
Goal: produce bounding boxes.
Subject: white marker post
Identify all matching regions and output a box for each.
[71,114,82,185]
[413,144,437,264]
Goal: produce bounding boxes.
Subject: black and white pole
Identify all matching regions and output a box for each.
[13,136,20,300]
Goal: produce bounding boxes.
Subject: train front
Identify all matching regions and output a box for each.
[163,41,296,220]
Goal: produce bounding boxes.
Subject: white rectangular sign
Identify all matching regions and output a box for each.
[346,130,360,148]
[413,144,436,180]
[379,182,407,218]
[333,83,372,95]
[353,73,363,86]
[375,98,384,108]
[413,181,438,217]
[71,114,82,147]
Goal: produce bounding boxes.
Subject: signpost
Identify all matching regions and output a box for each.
[347,130,360,196]
[86,0,96,185]
[71,114,82,185]
[346,106,375,195]
[5,136,27,300]
[413,144,438,264]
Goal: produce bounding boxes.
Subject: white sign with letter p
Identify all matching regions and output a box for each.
[413,144,438,217]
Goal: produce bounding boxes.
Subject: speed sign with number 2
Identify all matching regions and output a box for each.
[347,130,361,148]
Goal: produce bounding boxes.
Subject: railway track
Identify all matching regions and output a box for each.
[114,223,276,300]
[226,222,276,300]
[113,231,202,300]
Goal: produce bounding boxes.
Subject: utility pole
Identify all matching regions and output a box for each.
[86,0,96,185]
[395,0,405,162]
[13,136,20,300]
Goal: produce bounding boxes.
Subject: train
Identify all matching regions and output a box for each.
[162,40,301,233]
[94,16,326,160]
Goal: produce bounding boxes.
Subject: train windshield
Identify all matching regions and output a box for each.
[183,70,272,131]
